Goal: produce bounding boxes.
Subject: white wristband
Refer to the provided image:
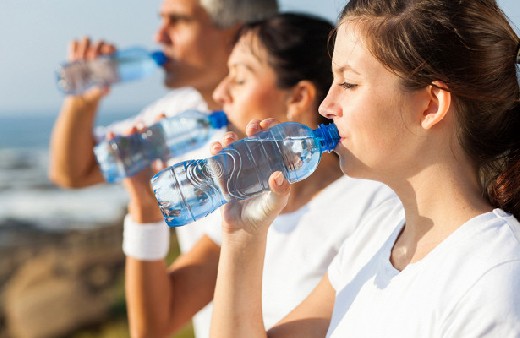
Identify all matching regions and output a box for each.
[122,214,170,261]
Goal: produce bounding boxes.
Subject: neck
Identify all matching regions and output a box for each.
[283,152,343,213]
[389,158,492,270]
[199,89,222,111]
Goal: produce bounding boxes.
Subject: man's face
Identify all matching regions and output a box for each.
[155,0,236,96]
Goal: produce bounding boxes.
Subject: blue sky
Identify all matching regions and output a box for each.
[0,0,518,116]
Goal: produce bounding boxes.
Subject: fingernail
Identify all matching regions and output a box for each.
[275,172,284,186]
[211,143,221,152]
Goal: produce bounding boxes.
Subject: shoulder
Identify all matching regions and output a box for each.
[443,259,520,336]
[97,87,209,137]
[440,210,520,335]
[140,87,209,120]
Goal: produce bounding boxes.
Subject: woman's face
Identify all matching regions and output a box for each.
[213,32,293,138]
[319,21,430,180]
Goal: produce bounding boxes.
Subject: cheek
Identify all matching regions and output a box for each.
[242,87,285,118]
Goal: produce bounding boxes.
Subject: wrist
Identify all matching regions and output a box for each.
[221,221,268,249]
[64,96,100,118]
[122,215,169,261]
[128,198,163,223]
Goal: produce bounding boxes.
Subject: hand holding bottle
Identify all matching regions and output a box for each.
[210,119,291,236]
[57,37,166,96]
[94,109,228,183]
[64,37,116,99]
[152,117,338,227]
[114,118,166,223]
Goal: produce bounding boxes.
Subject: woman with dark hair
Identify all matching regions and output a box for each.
[210,1,520,337]
[123,12,394,338]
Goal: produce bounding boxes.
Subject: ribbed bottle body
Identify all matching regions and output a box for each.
[152,122,338,227]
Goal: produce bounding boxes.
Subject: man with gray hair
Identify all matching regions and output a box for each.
[48,0,278,337]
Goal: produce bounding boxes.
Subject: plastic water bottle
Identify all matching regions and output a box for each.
[94,110,228,183]
[152,122,339,227]
[55,47,167,95]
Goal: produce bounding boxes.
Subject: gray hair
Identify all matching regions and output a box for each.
[200,0,279,27]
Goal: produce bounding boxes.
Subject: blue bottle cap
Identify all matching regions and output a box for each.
[313,123,340,152]
[208,110,229,129]
[150,50,168,66]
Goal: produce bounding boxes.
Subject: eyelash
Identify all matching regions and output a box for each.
[231,79,245,86]
[339,82,357,90]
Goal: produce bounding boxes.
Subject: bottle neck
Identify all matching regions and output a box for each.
[312,123,339,152]
[208,110,229,129]
[150,50,167,66]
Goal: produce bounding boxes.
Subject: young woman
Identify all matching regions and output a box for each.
[123,13,394,338]
[210,1,520,337]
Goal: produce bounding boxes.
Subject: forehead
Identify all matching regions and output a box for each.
[160,0,200,15]
[229,32,269,67]
[332,23,367,69]
[332,21,389,78]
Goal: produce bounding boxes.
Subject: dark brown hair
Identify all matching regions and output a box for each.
[340,0,520,219]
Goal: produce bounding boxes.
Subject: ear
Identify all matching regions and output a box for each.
[286,81,318,122]
[421,81,451,130]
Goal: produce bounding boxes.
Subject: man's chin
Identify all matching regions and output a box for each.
[163,75,176,88]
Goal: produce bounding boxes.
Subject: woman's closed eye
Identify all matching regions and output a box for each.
[231,78,246,86]
[339,81,358,90]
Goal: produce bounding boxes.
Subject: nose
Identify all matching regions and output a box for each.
[213,77,232,105]
[154,21,170,44]
[318,86,343,120]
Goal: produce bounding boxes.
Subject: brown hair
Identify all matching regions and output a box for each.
[339,0,520,219]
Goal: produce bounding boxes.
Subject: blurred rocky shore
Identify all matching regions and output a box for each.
[0,216,126,338]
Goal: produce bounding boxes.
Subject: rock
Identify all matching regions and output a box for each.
[1,220,125,338]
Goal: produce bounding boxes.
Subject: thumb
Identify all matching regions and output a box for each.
[269,171,290,197]
[259,171,290,220]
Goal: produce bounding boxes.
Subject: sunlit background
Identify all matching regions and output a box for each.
[0,0,518,337]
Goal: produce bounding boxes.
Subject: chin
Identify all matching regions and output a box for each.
[163,76,178,88]
[338,155,366,179]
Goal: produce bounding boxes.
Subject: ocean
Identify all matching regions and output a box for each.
[0,110,135,231]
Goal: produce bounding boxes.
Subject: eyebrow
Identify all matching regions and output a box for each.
[229,62,256,75]
[158,12,194,22]
[334,64,361,75]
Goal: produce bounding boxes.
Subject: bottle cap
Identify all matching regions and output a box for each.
[150,50,168,66]
[313,123,340,152]
[208,110,229,129]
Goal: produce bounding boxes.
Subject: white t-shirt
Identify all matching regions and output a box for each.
[327,205,520,338]
[98,87,225,338]
[207,175,398,329]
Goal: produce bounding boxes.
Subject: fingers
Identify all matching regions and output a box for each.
[243,171,289,229]
[152,159,167,174]
[246,118,280,136]
[262,171,291,221]
[259,118,279,130]
[210,131,238,155]
[153,112,167,123]
[268,171,291,197]
[121,121,146,136]
[105,130,116,141]
[210,118,280,155]
[245,119,262,136]
[67,37,117,61]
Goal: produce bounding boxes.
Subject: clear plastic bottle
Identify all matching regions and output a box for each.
[152,122,339,227]
[94,110,228,183]
[55,47,167,95]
